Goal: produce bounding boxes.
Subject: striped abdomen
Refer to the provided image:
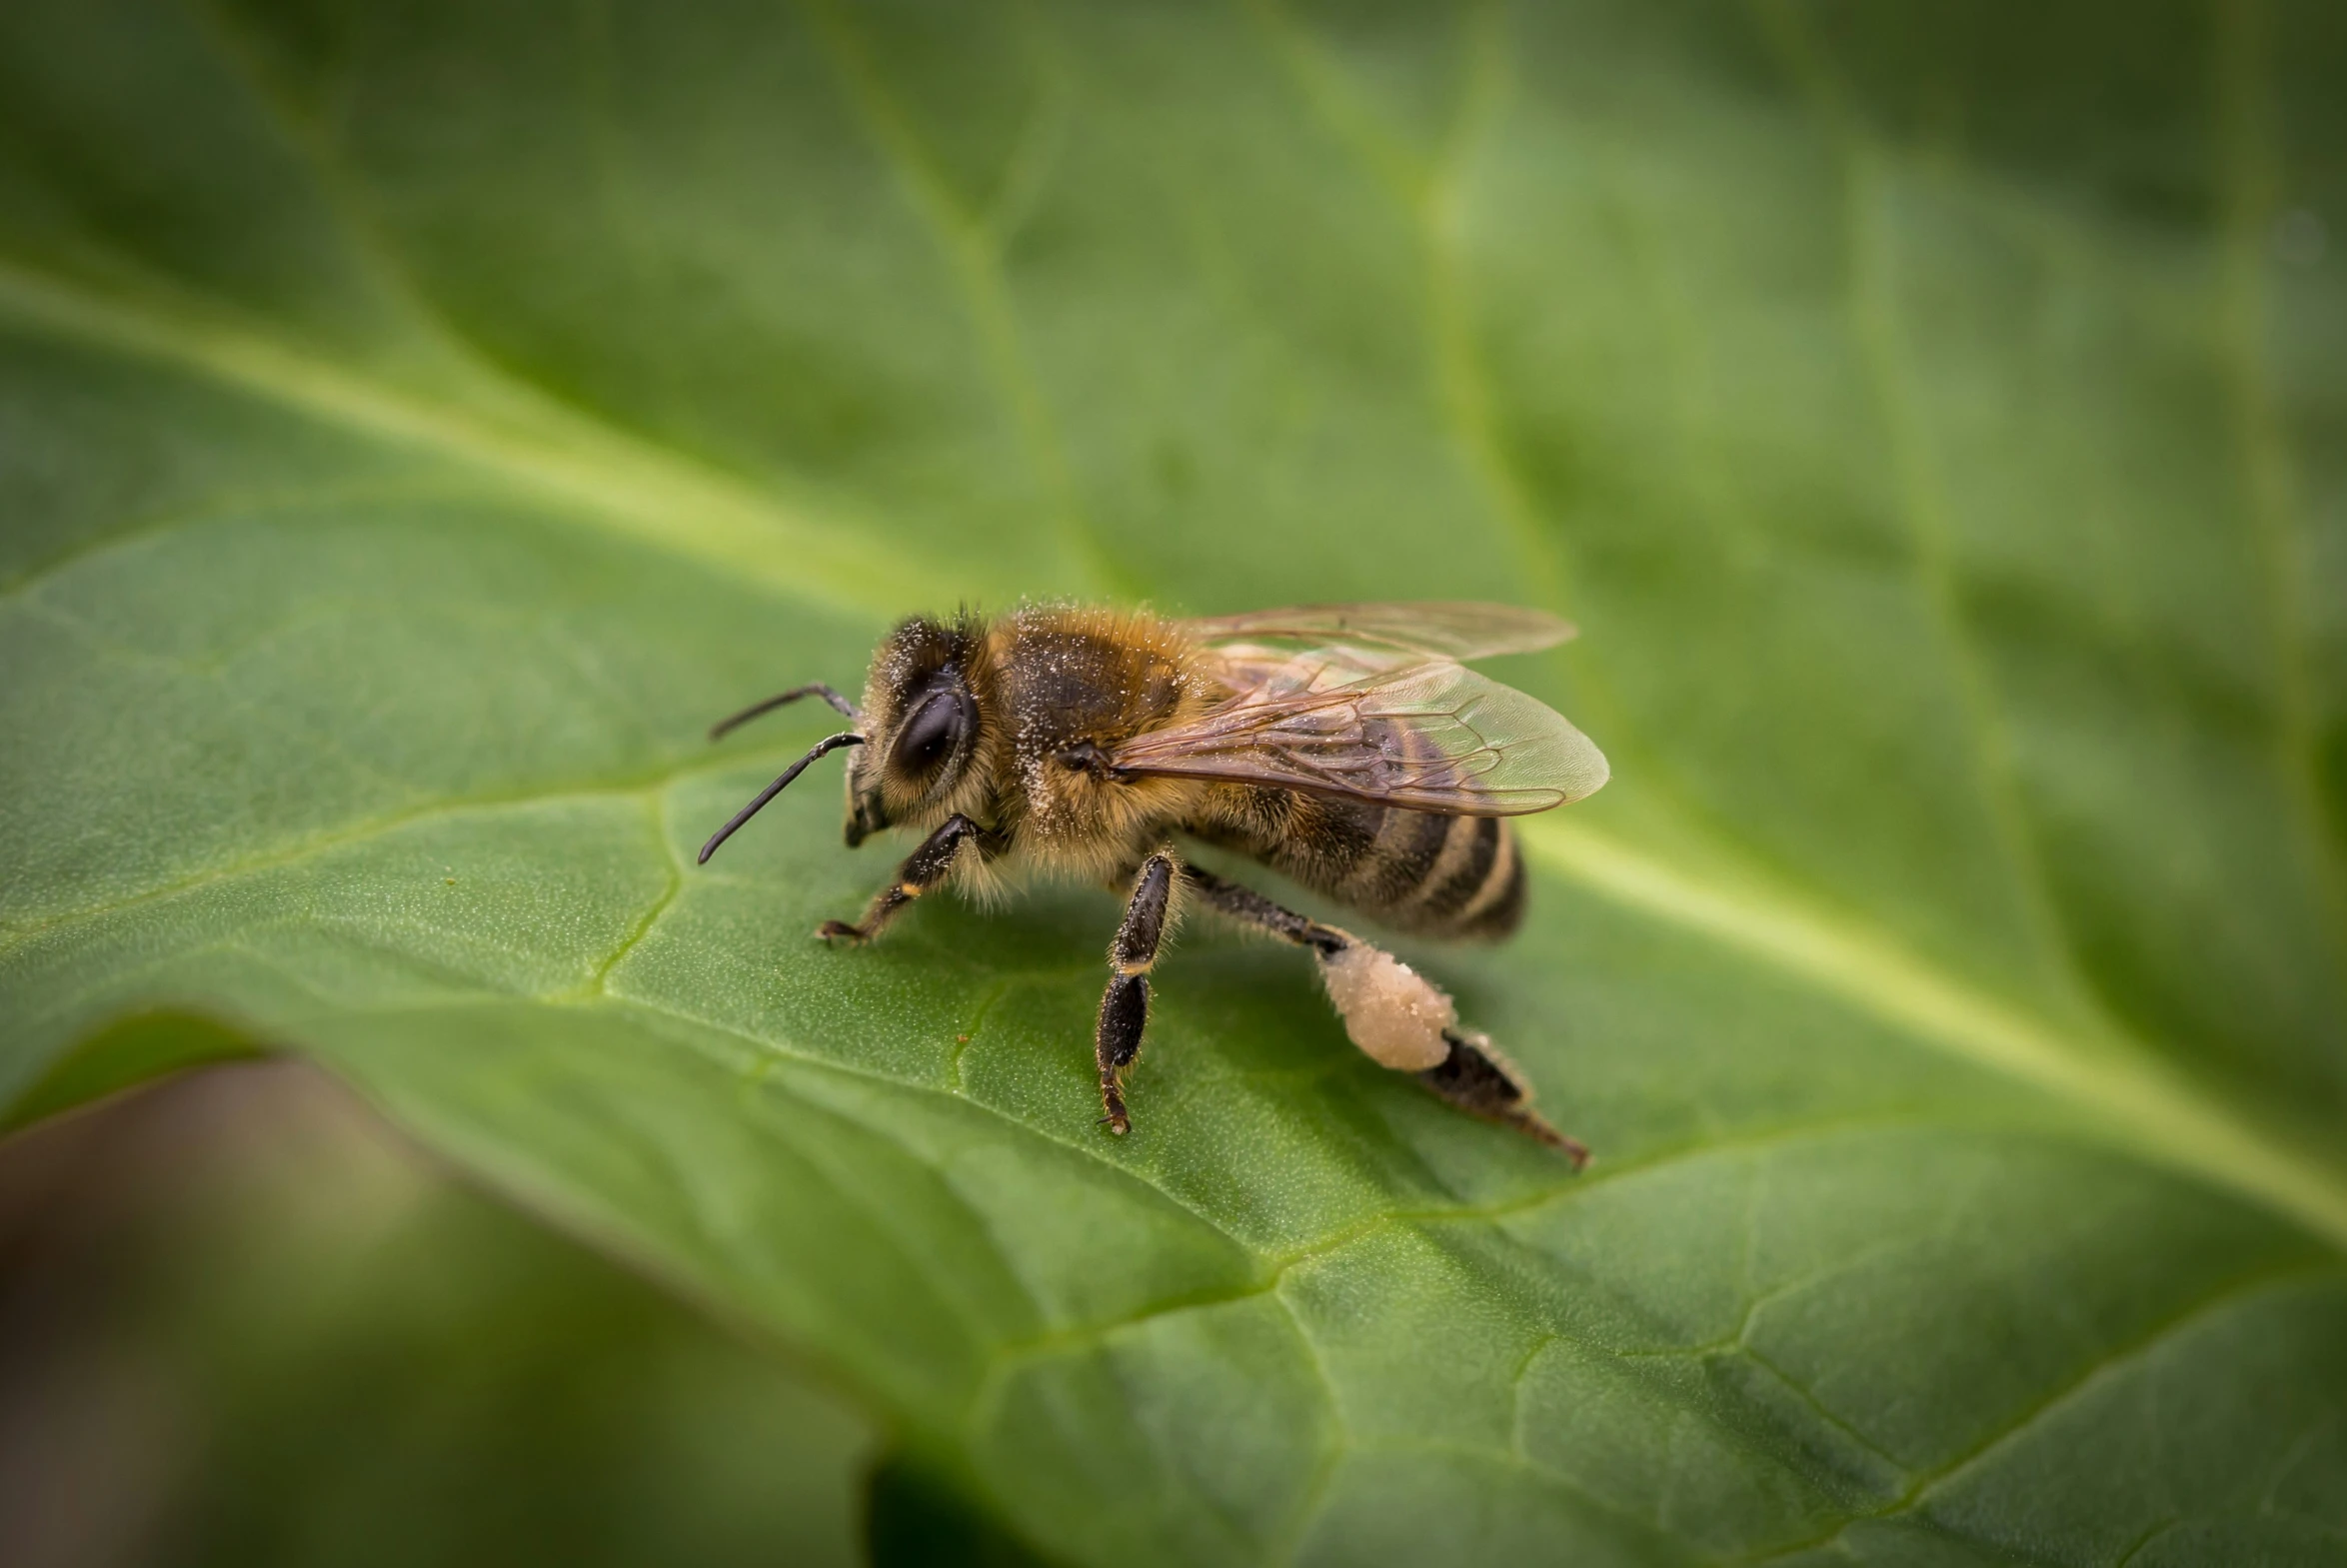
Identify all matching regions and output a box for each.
[1186,786,1525,940]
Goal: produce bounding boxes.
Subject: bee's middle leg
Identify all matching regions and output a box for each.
[1179,864,1585,1165]
[1097,849,1176,1135]
[819,813,980,944]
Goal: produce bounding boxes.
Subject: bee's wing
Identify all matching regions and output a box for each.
[1177,602,1575,663]
[1111,649,1607,815]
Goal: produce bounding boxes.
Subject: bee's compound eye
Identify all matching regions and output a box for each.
[889,684,973,780]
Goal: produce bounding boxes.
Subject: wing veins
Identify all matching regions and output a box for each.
[1107,641,1607,816]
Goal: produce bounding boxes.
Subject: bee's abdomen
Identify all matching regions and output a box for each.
[1399,811,1525,938]
[1193,790,1525,941]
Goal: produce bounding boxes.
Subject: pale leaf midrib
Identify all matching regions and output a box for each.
[1520,816,2347,1252]
[0,257,941,616]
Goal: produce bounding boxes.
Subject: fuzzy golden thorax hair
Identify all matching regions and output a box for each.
[843,606,1218,885]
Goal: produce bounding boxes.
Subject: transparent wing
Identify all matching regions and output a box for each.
[1177,602,1575,663]
[1111,648,1608,815]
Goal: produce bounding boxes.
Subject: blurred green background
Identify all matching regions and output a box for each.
[2,0,2344,1564]
[0,1062,876,1568]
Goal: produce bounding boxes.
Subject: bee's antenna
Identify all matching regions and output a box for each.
[710,684,861,741]
[698,733,864,864]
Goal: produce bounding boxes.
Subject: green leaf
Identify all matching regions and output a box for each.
[4,0,2345,1563]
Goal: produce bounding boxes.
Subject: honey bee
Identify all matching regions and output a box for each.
[699,603,1608,1163]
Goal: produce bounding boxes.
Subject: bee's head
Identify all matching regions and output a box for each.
[846,614,987,844]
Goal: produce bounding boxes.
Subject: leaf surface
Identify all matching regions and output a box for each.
[4,1,2346,1562]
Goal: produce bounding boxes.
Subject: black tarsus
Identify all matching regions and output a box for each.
[818,813,983,943]
[1096,975,1149,1133]
[709,683,862,741]
[1420,1033,1590,1170]
[1098,850,1177,1134]
[698,732,864,864]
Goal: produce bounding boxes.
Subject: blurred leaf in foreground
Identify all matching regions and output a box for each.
[0,1061,877,1568]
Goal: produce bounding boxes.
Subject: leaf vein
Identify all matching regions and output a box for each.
[1734,1263,2347,1565]
[1522,816,2347,1250]
[794,0,1120,596]
[0,257,931,614]
[2212,0,2347,972]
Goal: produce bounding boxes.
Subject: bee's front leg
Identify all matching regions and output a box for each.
[819,813,980,944]
[1096,849,1176,1135]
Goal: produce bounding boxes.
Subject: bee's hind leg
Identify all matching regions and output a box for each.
[1178,865,1586,1166]
[1415,1031,1587,1168]
[819,813,981,944]
[1096,849,1177,1135]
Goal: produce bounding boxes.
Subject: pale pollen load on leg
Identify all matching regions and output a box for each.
[1315,939,1458,1071]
